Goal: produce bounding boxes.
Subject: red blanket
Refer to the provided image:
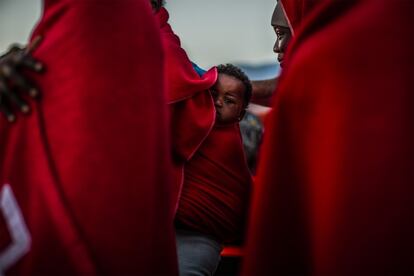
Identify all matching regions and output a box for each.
[176,124,252,243]
[0,0,177,275]
[157,8,217,104]
[243,0,414,274]
[156,7,218,207]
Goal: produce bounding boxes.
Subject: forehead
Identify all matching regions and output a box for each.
[217,74,245,98]
[271,3,289,28]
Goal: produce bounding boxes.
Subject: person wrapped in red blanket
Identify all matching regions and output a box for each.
[174,64,253,276]
[243,0,414,275]
[0,0,177,275]
[155,4,253,274]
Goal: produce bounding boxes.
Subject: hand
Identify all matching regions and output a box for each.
[0,36,44,122]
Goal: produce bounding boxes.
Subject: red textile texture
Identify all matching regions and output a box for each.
[243,0,414,275]
[176,124,252,243]
[279,0,320,36]
[156,8,218,205]
[0,0,177,275]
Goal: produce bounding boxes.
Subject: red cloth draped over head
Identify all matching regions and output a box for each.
[0,0,177,275]
[243,0,414,275]
[156,7,218,205]
[278,0,320,35]
[176,124,253,243]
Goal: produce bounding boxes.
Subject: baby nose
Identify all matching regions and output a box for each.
[214,97,223,107]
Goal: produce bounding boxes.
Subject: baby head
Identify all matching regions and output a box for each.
[211,64,252,126]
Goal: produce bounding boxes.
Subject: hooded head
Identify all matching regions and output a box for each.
[271,3,292,67]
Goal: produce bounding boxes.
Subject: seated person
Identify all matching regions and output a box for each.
[175,63,253,276]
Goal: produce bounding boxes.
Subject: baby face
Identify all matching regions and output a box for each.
[211,73,245,125]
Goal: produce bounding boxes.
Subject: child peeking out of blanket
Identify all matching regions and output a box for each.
[175,63,253,275]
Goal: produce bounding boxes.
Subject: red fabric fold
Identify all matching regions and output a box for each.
[156,7,218,206]
[244,0,414,275]
[279,0,320,35]
[157,7,217,163]
[156,8,218,104]
[0,0,177,275]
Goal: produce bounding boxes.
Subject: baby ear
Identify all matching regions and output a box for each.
[239,109,246,121]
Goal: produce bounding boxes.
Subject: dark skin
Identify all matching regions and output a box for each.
[250,6,292,107]
[0,36,44,122]
[272,26,292,67]
[211,74,246,126]
[270,3,293,67]
[250,78,278,106]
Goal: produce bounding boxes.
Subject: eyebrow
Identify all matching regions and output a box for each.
[224,92,242,99]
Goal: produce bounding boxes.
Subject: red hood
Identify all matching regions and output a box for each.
[244,0,414,274]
